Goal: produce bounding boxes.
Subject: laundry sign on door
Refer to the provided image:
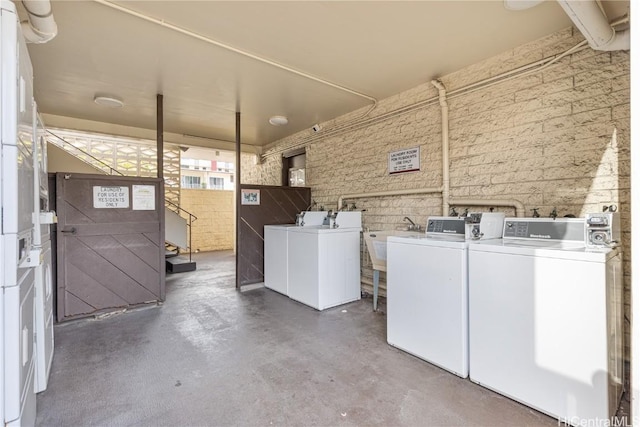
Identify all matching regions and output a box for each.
[93,186,130,208]
[389,147,420,175]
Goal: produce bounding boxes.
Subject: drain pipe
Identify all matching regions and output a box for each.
[431,80,450,216]
[337,187,443,211]
[430,80,526,217]
[556,0,629,51]
[448,198,526,218]
[21,0,58,44]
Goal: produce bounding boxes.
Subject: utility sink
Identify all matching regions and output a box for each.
[364,230,423,272]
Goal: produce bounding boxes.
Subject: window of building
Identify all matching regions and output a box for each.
[181,175,201,189]
[282,149,306,187]
[209,177,224,190]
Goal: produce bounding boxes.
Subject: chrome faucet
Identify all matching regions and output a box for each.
[403,217,420,231]
[403,217,416,227]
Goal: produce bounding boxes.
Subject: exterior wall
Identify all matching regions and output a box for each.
[180,189,234,252]
[243,27,630,354]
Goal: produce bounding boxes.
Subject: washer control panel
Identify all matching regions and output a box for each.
[503,218,585,242]
[426,217,465,235]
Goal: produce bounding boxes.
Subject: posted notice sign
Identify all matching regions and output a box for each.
[389,147,420,175]
[93,186,130,208]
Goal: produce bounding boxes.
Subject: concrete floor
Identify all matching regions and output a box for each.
[36,251,582,426]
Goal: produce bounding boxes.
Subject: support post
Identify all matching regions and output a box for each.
[157,94,164,179]
[235,112,241,288]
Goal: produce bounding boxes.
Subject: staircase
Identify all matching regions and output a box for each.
[47,130,197,273]
[164,201,197,273]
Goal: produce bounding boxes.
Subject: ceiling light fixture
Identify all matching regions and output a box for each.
[269,115,288,126]
[503,0,544,11]
[94,95,124,108]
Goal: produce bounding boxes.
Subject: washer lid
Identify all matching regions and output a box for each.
[388,234,469,249]
[469,238,617,262]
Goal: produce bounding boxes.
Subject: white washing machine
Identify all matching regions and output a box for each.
[264,224,299,296]
[387,214,504,378]
[1,2,38,425]
[468,218,623,425]
[287,212,361,310]
[387,217,470,377]
[264,212,327,296]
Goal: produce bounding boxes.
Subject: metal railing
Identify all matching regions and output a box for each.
[47,129,124,176]
[46,130,198,260]
[164,199,198,263]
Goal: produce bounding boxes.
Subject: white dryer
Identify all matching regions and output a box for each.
[468,218,623,425]
[34,239,54,393]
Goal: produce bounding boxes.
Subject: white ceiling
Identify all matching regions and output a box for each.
[19,0,630,149]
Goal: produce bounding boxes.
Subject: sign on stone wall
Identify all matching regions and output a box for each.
[389,147,420,175]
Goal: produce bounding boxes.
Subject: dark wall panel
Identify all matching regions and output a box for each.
[237,185,310,287]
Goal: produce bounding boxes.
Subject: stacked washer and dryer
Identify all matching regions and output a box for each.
[1,2,55,425]
[33,113,55,393]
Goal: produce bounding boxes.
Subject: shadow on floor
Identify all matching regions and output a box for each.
[37,250,564,426]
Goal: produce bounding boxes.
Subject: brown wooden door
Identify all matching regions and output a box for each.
[56,173,165,321]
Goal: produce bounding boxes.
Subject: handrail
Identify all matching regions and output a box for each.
[164,199,197,263]
[47,129,200,262]
[46,129,124,176]
[164,198,198,222]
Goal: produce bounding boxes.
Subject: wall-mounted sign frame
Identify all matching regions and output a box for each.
[241,189,261,205]
[132,185,156,210]
[389,146,420,175]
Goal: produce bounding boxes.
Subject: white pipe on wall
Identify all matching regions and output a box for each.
[336,76,528,217]
[337,187,443,211]
[94,0,377,107]
[431,80,450,216]
[21,0,58,44]
[448,198,526,218]
[556,0,630,51]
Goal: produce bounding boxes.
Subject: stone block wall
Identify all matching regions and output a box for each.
[242,27,630,354]
[180,189,234,252]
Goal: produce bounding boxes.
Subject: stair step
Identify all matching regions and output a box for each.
[166,257,197,273]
